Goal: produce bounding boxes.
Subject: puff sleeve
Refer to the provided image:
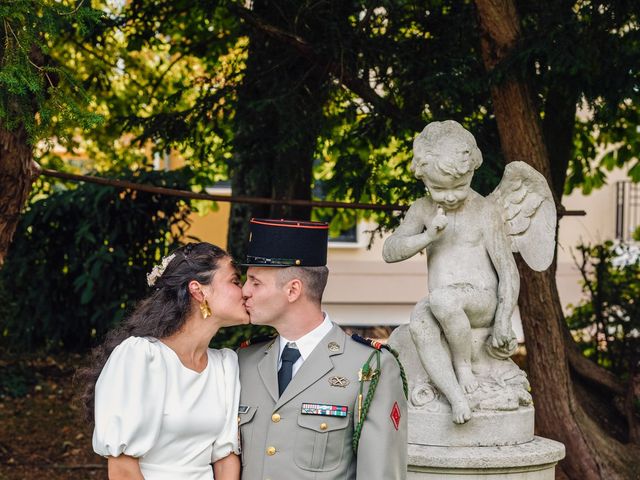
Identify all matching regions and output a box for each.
[210,348,241,463]
[92,336,167,458]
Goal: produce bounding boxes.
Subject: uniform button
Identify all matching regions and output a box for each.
[266,446,276,456]
[271,413,281,423]
[320,422,328,431]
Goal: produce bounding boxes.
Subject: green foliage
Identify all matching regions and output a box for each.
[12,0,640,240]
[38,0,638,247]
[79,1,503,224]
[0,168,195,352]
[210,324,276,351]
[566,241,640,377]
[522,1,640,194]
[0,363,36,398]
[0,1,103,140]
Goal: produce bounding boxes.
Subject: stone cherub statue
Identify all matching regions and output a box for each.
[383,120,556,425]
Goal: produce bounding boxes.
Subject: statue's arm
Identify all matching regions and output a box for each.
[382,199,434,263]
[484,203,520,344]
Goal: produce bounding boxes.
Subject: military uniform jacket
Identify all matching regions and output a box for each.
[237,323,408,480]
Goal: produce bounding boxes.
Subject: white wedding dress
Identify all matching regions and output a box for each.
[93,336,240,480]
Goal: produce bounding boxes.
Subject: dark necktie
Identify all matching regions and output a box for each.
[278,343,301,396]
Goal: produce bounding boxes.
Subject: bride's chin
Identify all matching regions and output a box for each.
[236,311,251,325]
[216,312,250,327]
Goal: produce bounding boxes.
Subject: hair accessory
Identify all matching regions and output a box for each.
[147,253,177,287]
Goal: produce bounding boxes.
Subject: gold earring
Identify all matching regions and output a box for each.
[200,299,212,319]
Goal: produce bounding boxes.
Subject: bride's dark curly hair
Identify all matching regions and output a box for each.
[77,242,229,421]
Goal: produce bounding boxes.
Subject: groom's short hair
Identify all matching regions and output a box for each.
[276,266,329,305]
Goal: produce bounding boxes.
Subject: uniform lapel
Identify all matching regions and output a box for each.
[257,338,279,403]
[275,324,346,410]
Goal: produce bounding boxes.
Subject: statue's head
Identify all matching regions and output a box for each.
[411,120,483,211]
[411,120,482,178]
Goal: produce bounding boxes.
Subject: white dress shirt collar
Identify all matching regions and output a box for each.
[279,312,333,364]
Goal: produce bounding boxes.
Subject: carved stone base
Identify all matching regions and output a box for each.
[407,436,565,479]
[388,324,533,426]
[409,406,534,447]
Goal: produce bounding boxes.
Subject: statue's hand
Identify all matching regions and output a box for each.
[427,206,448,239]
[491,324,516,348]
[487,324,518,359]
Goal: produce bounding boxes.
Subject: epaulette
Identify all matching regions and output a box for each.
[351,333,384,350]
[352,333,408,401]
[351,332,408,454]
[238,334,276,349]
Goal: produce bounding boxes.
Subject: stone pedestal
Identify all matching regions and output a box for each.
[407,436,566,479]
[409,407,534,446]
[388,325,566,478]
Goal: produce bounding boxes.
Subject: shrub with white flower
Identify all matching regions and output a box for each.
[566,240,640,378]
[611,241,640,269]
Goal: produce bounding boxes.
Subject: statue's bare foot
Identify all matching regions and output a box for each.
[451,399,472,424]
[456,366,479,393]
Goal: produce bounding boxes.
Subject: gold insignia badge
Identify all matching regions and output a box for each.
[329,376,350,387]
[358,368,379,382]
[328,341,340,352]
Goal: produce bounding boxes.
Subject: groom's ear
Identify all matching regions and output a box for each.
[285,278,303,303]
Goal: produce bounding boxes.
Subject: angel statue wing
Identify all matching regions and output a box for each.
[487,161,557,271]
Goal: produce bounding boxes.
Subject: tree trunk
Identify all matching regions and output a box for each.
[474,0,640,478]
[542,79,578,200]
[227,0,329,261]
[0,123,36,265]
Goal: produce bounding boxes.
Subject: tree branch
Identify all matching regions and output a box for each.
[40,168,408,212]
[564,326,625,396]
[229,4,406,122]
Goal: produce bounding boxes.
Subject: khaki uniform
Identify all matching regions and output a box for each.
[238,324,408,480]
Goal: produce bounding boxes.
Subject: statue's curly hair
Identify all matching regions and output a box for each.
[411,120,483,179]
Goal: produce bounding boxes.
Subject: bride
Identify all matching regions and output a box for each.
[79,242,249,479]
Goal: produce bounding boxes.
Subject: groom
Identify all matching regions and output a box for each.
[237,218,408,480]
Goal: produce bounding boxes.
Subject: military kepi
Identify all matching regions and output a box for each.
[243,218,329,267]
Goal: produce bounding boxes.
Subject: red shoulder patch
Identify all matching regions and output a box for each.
[390,401,401,430]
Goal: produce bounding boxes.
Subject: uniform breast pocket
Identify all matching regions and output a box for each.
[238,406,257,467]
[294,413,350,472]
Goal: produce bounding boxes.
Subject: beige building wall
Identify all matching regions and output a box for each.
[324,223,427,327]
[186,203,231,249]
[556,167,631,310]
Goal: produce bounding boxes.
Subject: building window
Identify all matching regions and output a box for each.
[615,180,640,241]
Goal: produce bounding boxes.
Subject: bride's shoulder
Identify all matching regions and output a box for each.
[208,347,238,364]
[112,336,162,358]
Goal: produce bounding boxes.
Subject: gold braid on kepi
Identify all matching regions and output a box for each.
[350,334,408,454]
